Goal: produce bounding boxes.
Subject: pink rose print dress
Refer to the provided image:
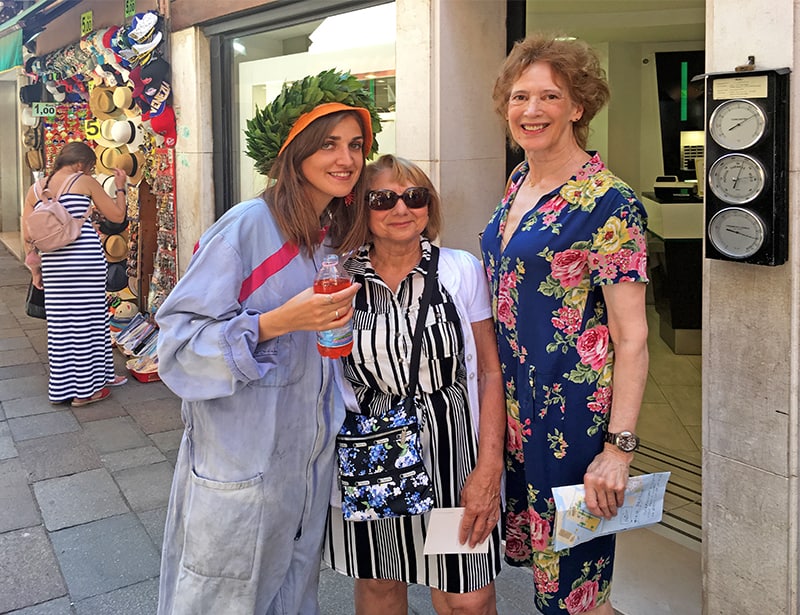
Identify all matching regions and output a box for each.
[480,153,648,614]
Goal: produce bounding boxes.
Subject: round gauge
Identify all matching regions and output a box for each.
[707,207,766,259]
[708,153,766,204]
[709,99,767,150]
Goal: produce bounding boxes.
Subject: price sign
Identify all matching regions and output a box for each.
[80,10,93,36]
[31,102,57,117]
[84,118,101,140]
[124,0,136,19]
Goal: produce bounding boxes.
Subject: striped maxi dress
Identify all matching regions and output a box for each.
[324,242,502,593]
[38,183,114,402]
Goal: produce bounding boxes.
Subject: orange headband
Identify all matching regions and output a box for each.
[278,102,373,157]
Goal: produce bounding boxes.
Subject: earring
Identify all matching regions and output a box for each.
[344,191,355,207]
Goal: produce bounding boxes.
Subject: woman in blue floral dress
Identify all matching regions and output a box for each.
[480,35,649,615]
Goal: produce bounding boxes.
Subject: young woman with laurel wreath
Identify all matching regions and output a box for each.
[155,70,381,615]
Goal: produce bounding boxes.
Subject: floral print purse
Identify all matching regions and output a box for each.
[336,246,439,522]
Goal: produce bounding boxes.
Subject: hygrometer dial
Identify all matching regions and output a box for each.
[707,207,766,259]
[709,99,767,150]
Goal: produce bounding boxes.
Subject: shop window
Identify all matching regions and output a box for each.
[213,2,396,211]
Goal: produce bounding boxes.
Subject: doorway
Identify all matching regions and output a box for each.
[0,76,23,258]
[525,0,706,548]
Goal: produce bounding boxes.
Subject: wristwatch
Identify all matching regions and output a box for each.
[604,430,640,453]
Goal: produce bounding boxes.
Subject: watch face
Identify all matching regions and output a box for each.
[709,99,767,150]
[605,431,639,452]
[708,207,766,259]
[616,432,639,453]
[708,153,766,204]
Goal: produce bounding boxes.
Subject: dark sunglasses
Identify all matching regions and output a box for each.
[366,187,431,211]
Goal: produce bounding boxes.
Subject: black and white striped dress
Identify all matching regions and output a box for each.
[324,241,502,593]
[38,181,114,402]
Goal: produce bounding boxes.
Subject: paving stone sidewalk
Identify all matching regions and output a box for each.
[0,244,547,615]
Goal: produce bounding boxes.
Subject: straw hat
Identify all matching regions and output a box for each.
[106,261,129,293]
[92,118,124,148]
[21,105,39,127]
[110,119,145,152]
[95,173,115,197]
[104,231,130,263]
[95,144,124,175]
[89,85,122,120]
[115,150,146,185]
[112,86,141,118]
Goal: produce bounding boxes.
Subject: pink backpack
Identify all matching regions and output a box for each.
[26,173,93,253]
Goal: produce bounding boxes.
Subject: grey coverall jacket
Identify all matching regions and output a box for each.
[155,198,344,615]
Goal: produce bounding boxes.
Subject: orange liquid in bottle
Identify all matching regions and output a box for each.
[314,278,353,358]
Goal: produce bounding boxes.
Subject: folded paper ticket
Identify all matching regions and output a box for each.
[552,472,671,551]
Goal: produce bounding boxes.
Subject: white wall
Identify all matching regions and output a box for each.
[0,82,19,236]
[396,0,507,255]
[703,0,798,613]
[593,40,705,196]
[586,42,609,164]
[171,28,215,275]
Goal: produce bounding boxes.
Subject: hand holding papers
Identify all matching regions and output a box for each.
[423,508,492,554]
[552,472,670,551]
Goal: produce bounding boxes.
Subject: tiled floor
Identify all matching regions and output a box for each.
[606,306,702,614]
[634,306,702,547]
[641,305,702,462]
[0,238,700,614]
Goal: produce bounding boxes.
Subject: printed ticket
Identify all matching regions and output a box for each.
[552,472,671,552]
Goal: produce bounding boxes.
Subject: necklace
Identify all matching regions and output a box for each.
[527,149,583,188]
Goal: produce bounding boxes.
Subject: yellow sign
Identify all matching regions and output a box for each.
[84,118,101,140]
[80,11,93,37]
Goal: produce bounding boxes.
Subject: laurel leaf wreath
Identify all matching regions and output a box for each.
[245,69,382,177]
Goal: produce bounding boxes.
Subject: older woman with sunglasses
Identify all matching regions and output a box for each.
[325,155,506,614]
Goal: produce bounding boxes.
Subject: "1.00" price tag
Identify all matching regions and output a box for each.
[31,102,57,117]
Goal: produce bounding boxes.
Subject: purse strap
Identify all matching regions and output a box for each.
[404,244,439,412]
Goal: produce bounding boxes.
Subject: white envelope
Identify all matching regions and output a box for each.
[423,507,492,555]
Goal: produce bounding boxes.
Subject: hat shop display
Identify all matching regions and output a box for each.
[20,10,179,380]
[21,100,44,172]
[103,230,130,263]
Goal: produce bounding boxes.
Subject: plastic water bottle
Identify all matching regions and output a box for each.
[314,254,353,358]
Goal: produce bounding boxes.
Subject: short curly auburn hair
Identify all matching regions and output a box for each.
[493,34,611,149]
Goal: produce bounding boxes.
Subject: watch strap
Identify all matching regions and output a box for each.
[604,430,640,452]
